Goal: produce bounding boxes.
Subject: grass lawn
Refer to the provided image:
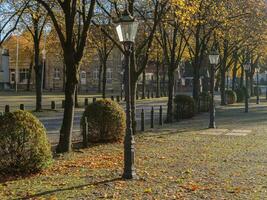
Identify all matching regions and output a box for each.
[0,101,267,199]
[0,101,267,200]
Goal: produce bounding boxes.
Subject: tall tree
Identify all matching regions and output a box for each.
[35,0,96,153]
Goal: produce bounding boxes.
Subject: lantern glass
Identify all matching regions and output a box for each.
[116,21,138,43]
[209,53,220,65]
[244,63,251,71]
[255,68,260,73]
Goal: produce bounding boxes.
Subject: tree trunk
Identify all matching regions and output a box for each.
[56,62,77,153]
[232,57,238,90]
[156,61,160,98]
[34,38,42,111]
[26,60,33,91]
[75,85,79,107]
[250,73,254,97]
[166,70,174,123]
[62,62,66,92]
[98,64,102,93]
[240,66,244,88]
[141,70,145,99]
[162,66,166,94]
[102,61,107,98]
[192,66,200,101]
[220,68,226,105]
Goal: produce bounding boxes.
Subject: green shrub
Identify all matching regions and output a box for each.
[198,92,211,112]
[225,90,237,104]
[81,99,126,143]
[174,95,196,120]
[235,87,246,102]
[0,110,52,174]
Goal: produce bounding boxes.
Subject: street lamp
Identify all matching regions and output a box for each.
[244,62,251,112]
[255,67,260,104]
[115,8,139,179]
[41,26,51,91]
[208,46,220,128]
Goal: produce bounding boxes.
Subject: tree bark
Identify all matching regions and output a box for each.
[141,70,145,99]
[250,73,254,97]
[26,59,33,91]
[98,64,102,93]
[75,85,79,107]
[102,61,107,98]
[34,33,42,111]
[240,66,244,88]
[220,67,226,105]
[166,70,174,123]
[156,61,160,98]
[56,61,77,153]
[192,66,200,101]
[232,55,238,90]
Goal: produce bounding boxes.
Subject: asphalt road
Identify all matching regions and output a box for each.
[40,103,168,133]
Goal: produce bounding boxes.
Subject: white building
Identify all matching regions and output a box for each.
[0,48,10,90]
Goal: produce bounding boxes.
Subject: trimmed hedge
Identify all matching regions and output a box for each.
[198,92,211,112]
[0,110,52,174]
[174,95,196,120]
[225,90,237,104]
[81,99,126,143]
[235,87,246,102]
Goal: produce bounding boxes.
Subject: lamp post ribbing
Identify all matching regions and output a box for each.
[209,64,216,128]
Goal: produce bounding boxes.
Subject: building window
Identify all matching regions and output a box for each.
[145,73,154,81]
[93,69,99,80]
[80,71,86,85]
[107,68,112,83]
[54,68,60,79]
[10,71,15,83]
[19,68,29,83]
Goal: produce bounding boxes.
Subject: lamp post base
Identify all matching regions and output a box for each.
[209,123,216,129]
[256,97,260,104]
[122,172,139,180]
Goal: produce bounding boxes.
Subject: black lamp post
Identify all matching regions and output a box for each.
[115,9,139,179]
[208,46,220,128]
[255,67,260,104]
[244,62,251,113]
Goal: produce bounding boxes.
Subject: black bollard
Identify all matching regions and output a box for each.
[141,108,145,132]
[151,106,154,128]
[5,105,10,113]
[111,96,114,101]
[51,101,56,110]
[136,92,139,100]
[5,105,10,112]
[151,92,154,98]
[159,105,163,126]
[116,96,120,103]
[20,104,25,110]
[83,117,89,148]
[84,98,89,106]
[93,97,96,103]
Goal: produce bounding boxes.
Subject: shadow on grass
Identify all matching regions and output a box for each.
[17,177,123,200]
